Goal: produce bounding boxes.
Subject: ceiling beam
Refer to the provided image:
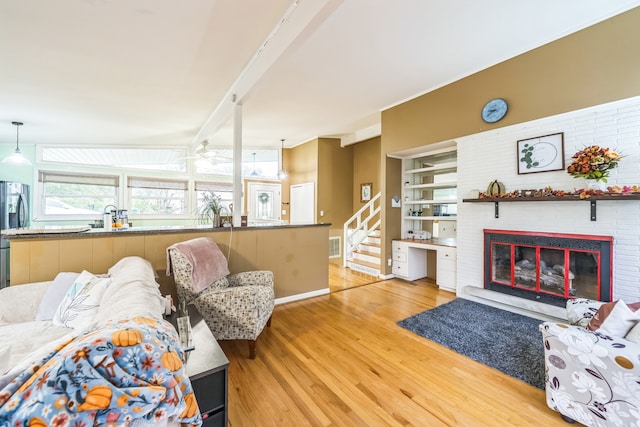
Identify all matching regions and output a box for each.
[193,0,343,148]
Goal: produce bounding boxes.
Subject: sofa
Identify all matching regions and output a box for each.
[539,298,640,427]
[0,256,202,426]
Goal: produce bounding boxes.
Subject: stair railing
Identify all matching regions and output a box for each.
[343,192,381,266]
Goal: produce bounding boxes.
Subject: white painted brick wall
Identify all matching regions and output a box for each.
[456,96,640,302]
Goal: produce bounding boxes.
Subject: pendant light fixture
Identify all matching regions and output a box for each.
[277,139,287,180]
[250,152,259,176]
[3,122,32,166]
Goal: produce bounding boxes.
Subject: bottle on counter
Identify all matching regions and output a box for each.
[103,213,112,230]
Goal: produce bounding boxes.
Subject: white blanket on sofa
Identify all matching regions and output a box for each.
[0,256,165,379]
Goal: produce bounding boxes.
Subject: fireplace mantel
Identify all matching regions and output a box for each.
[463,193,640,221]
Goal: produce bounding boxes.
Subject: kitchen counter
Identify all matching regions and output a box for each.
[2,223,331,240]
[7,223,331,301]
[1,225,92,236]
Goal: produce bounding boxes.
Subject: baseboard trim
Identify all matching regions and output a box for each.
[275,288,330,305]
[379,273,395,280]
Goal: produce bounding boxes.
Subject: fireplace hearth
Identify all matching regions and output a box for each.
[484,229,612,303]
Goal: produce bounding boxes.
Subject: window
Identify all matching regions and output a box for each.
[41,147,187,172]
[39,171,118,217]
[128,177,188,215]
[195,181,234,214]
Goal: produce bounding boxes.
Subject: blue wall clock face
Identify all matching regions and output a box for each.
[481,98,508,123]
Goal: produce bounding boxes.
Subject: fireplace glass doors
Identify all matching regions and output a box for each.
[485,230,612,302]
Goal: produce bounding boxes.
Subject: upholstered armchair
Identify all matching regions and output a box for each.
[539,299,640,426]
[168,239,274,359]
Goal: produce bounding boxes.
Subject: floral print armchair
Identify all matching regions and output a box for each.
[168,247,274,359]
[539,299,640,426]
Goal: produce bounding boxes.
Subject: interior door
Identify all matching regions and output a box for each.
[247,182,281,225]
[290,182,314,224]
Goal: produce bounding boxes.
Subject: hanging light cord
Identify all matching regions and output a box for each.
[12,121,23,153]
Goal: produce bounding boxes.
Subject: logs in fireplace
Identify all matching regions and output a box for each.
[484,229,612,302]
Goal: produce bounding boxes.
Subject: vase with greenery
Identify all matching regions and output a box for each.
[196,192,223,228]
[566,145,622,184]
[567,145,623,193]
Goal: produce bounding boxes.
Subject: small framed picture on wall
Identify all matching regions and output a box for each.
[517,132,565,174]
[361,183,372,202]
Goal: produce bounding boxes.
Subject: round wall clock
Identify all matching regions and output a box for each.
[481,98,508,123]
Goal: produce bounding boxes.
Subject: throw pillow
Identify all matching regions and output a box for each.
[587,300,640,336]
[626,322,640,344]
[52,271,111,330]
[35,272,80,321]
[566,298,605,327]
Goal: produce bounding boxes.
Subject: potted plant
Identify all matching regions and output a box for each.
[196,192,223,228]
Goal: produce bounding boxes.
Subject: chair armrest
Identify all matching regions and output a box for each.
[227,271,274,288]
[539,321,640,425]
[0,281,50,325]
[540,321,640,360]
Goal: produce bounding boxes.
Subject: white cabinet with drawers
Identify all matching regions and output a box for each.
[392,241,427,281]
[392,239,456,291]
[436,246,457,292]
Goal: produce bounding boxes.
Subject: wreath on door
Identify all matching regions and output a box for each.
[258,192,270,204]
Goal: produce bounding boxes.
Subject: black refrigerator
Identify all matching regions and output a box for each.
[0,181,29,288]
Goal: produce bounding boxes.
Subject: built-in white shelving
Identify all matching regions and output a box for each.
[400,141,458,239]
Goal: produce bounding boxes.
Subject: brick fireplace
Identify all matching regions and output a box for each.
[484,229,613,302]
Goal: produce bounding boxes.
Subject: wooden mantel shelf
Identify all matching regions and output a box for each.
[462,194,640,221]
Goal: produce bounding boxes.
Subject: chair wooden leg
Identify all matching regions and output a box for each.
[248,340,257,359]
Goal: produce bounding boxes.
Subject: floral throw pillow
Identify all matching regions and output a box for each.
[35,272,80,321]
[52,271,111,330]
[566,298,605,327]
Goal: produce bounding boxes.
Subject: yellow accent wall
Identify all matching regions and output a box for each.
[382,8,640,154]
[290,137,385,266]
[318,138,354,225]
[352,137,381,213]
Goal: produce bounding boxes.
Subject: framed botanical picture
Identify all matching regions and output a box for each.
[517,132,565,174]
[360,182,372,202]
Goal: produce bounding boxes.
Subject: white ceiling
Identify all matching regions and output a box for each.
[1,0,639,151]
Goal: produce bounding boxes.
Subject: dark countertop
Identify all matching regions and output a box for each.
[1,223,331,240]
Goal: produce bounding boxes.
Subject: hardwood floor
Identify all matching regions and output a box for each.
[328,263,379,292]
[217,277,567,427]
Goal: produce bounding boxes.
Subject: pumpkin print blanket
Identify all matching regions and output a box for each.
[0,317,202,426]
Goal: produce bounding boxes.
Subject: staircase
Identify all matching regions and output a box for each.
[344,192,382,277]
[347,229,382,277]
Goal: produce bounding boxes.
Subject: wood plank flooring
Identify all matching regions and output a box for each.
[328,263,379,292]
[217,276,568,427]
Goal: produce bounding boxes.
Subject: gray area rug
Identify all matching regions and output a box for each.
[397,298,545,389]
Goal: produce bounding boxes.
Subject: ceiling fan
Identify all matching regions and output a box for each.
[189,140,232,165]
